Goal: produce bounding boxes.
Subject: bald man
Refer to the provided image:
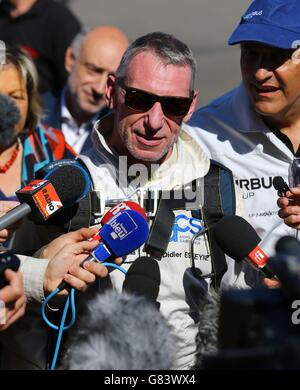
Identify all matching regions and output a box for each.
[42,26,129,153]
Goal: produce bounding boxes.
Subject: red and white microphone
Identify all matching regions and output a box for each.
[212,215,277,280]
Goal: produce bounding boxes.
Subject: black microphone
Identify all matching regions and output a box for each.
[0,164,89,230]
[0,251,20,289]
[212,215,277,279]
[60,290,176,370]
[0,94,20,150]
[273,176,290,197]
[122,256,161,308]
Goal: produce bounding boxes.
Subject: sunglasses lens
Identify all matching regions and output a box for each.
[163,97,192,117]
[125,89,153,112]
[123,85,192,117]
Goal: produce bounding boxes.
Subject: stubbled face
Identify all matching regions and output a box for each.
[240,42,300,122]
[107,51,197,165]
[67,33,128,116]
[0,63,28,134]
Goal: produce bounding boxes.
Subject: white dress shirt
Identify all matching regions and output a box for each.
[60,92,98,153]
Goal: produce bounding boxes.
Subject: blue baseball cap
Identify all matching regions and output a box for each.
[228,0,300,49]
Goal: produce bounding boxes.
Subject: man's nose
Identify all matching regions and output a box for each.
[92,73,108,96]
[253,55,275,81]
[145,102,165,131]
[254,66,273,82]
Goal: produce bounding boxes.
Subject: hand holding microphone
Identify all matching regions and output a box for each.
[276,183,300,230]
[273,175,300,229]
[38,200,147,260]
[35,198,149,294]
[54,203,149,292]
[43,239,108,295]
[36,227,100,259]
[83,209,148,264]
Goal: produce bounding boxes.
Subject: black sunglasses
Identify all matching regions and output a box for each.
[119,83,194,118]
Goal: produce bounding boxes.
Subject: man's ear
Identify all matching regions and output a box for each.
[292,46,300,65]
[183,91,199,122]
[65,46,75,73]
[106,74,117,109]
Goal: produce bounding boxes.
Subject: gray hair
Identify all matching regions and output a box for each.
[70,27,91,58]
[116,32,196,92]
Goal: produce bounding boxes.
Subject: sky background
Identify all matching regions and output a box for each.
[68,0,252,107]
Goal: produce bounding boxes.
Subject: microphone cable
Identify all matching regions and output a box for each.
[41,261,128,370]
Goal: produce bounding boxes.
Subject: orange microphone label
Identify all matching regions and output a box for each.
[33,182,63,220]
[18,180,47,193]
[248,246,268,267]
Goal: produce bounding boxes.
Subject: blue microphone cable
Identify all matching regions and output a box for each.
[41,262,127,370]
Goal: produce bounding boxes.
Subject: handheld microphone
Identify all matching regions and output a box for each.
[86,210,149,264]
[273,176,290,197]
[122,256,160,306]
[212,215,277,279]
[0,252,20,289]
[57,210,149,291]
[0,164,90,230]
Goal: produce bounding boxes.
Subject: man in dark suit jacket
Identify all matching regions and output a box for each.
[42,26,129,154]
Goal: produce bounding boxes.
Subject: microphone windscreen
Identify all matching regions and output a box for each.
[47,165,88,204]
[0,94,20,133]
[60,290,176,370]
[100,210,149,256]
[213,215,260,261]
[195,292,220,369]
[273,176,286,191]
[123,256,160,302]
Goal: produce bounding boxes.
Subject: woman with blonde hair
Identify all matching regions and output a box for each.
[0,45,75,203]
